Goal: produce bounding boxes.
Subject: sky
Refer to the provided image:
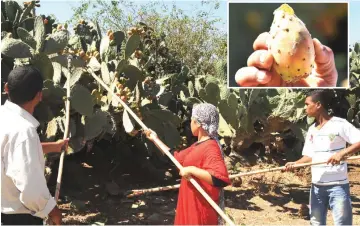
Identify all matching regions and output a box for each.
[350,1,360,46]
[13,0,359,45]
[34,0,227,32]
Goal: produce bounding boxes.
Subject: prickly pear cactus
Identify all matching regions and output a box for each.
[1,37,33,58]
[70,84,94,116]
[267,4,315,83]
[2,2,336,166]
[350,42,360,87]
[345,93,360,128]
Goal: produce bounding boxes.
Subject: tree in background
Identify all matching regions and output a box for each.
[69,0,227,77]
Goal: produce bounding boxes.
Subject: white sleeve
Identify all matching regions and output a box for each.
[5,131,56,219]
[340,120,360,144]
[302,129,314,158]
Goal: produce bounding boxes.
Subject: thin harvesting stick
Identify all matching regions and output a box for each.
[88,68,235,226]
[126,155,360,197]
[54,56,72,201]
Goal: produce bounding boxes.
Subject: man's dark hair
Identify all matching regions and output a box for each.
[307,90,335,112]
[7,65,44,105]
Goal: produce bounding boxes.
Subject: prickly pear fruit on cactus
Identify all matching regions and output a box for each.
[267,4,315,83]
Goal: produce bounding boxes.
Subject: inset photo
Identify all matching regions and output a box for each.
[228,2,348,88]
[349,1,360,88]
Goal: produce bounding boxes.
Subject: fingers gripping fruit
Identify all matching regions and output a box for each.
[266,4,315,83]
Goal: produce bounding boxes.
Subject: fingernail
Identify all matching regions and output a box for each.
[257,70,267,81]
[260,53,266,63]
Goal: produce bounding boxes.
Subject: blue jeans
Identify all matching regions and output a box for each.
[310,183,352,226]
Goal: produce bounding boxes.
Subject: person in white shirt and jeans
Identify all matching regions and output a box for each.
[285,90,360,225]
[1,66,67,225]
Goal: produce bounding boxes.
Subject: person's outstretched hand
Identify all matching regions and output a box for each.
[235,32,338,87]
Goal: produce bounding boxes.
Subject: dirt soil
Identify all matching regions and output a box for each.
[49,147,360,225]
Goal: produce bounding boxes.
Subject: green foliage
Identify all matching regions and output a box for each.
[17,27,36,49]
[71,84,94,116]
[31,53,54,80]
[2,1,360,166]
[1,37,33,58]
[125,34,140,59]
[350,42,360,87]
[43,30,69,54]
[84,110,108,140]
[34,16,46,52]
[45,118,58,142]
[271,89,306,122]
[69,0,226,75]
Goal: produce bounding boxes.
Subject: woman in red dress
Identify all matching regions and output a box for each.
[145,103,231,225]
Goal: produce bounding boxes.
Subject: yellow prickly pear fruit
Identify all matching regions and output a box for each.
[130,27,137,33]
[135,50,143,59]
[116,82,124,89]
[266,4,315,83]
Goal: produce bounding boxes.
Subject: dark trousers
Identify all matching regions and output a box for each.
[1,213,43,225]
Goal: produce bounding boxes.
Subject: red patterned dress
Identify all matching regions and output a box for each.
[173,139,230,225]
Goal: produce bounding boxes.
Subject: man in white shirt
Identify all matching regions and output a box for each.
[1,66,66,225]
[285,90,360,225]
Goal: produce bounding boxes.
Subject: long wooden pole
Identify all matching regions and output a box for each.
[45,57,72,226]
[88,68,235,226]
[126,155,360,197]
[54,56,72,201]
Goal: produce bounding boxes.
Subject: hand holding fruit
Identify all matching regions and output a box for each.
[235,4,337,87]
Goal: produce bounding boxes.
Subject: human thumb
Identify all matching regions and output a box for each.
[312,38,337,86]
[313,38,334,69]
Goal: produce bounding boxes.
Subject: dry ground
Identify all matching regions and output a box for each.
[49,148,360,225]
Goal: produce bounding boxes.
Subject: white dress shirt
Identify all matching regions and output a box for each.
[1,100,56,219]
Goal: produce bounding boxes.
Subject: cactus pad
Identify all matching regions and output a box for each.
[43,30,69,54]
[100,36,110,61]
[17,27,36,50]
[1,37,33,58]
[88,57,101,72]
[84,110,108,140]
[101,62,112,85]
[123,65,142,90]
[70,84,94,116]
[125,34,140,59]
[218,113,234,137]
[31,53,54,80]
[45,118,58,142]
[67,67,85,87]
[34,16,46,52]
[188,81,195,97]
[4,1,21,22]
[122,110,135,133]
[113,31,125,46]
